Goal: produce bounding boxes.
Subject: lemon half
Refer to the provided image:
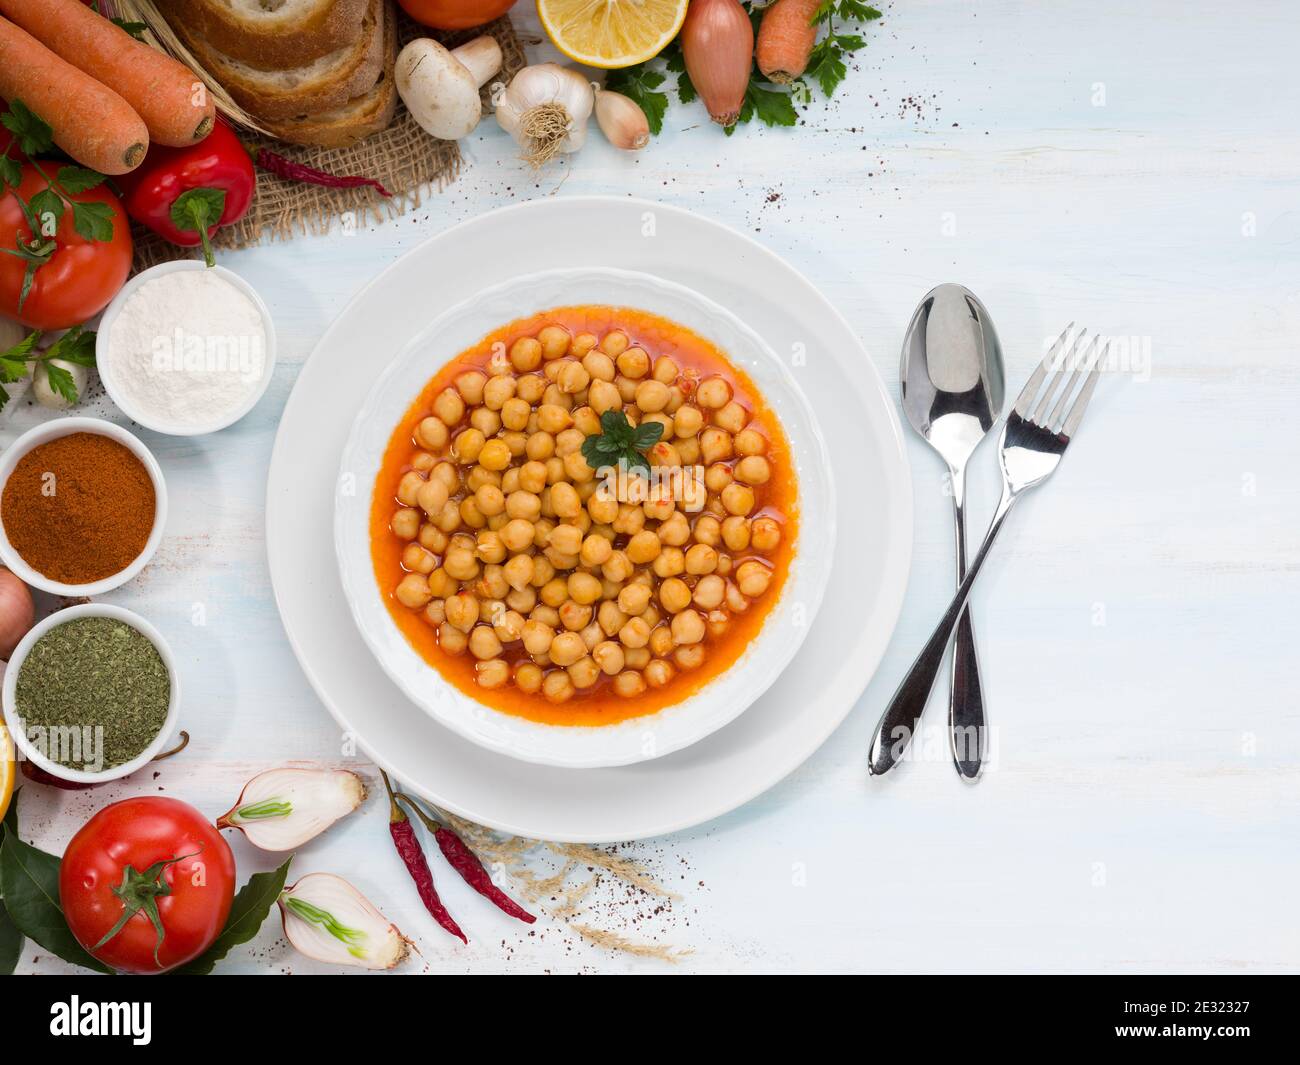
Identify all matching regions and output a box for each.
[538,0,689,70]
[0,726,13,827]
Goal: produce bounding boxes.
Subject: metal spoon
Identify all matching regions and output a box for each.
[890,284,1005,780]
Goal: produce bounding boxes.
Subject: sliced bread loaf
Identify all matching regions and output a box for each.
[261,2,397,148]
[165,0,385,121]
[162,0,371,69]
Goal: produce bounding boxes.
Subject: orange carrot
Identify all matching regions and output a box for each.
[0,16,147,174]
[756,0,822,84]
[0,0,215,147]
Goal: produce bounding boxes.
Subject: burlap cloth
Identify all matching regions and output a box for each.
[132,10,525,270]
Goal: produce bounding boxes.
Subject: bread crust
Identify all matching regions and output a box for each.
[163,0,371,70]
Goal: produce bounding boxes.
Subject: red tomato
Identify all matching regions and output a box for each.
[60,797,236,975]
[397,0,516,30]
[0,163,133,329]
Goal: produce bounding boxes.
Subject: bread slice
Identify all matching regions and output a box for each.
[163,0,371,69]
[166,0,385,121]
[261,2,397,148]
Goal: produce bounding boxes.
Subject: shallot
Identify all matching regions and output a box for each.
[278,873,410,970]
[594,87,650,150]
[217,767,365,851]
[681,0,755,127]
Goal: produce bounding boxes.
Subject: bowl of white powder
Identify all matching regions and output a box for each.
[97,261,276,436]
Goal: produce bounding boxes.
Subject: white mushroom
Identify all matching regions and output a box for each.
[396,36,503,141]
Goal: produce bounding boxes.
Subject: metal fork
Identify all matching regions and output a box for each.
[868,325,1107,776]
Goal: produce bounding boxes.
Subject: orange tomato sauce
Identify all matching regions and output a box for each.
[370,306,799,727]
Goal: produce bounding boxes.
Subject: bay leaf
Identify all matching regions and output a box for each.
[173,856,292,976]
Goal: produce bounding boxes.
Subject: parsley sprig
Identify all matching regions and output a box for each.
[580,410,664,475]
[0,100,113,312]
[604,1,881,135]
[0,324,97,411]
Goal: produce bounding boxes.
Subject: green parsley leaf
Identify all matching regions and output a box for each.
[745,81,799,128]
[664,44,697,105]
[43,361,78,406]
[0,99,54,157]
[27,188,63,231]
[70,199,115,242]
[111,18,149,41]
[0,155,21,190]
[55,166,106,195]
[170,187,226,267]
[806,37,849,97]
[48,325,97,368]
[604,66,669,137]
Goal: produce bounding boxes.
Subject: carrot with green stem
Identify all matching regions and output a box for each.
[756,0,823,84]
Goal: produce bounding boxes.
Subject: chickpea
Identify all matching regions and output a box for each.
[674,644,706,671]
[470,407,501,437]
[750,516,780,551]
[645,659,675,688]
[693,574,725,610]
[509,336,543,372]
[525,431,555,461]
[396,470,425,506]
[634,379,671,413]
[391,507,420,539]
[427,568,457,598]
[416,416,449,451]
[432,388,465,425]
[721,482,755,517]
[459,497,486,529]
[648,624,675,658]
[410,451,436,473]
[721,516,751,552]
[532,403,568,435]
[671,609,706,645]
[575,533,610,568]
[558,361,590,394]
[658,577,692,614]
[475,484,506,518]
[568,656,601,689]
[503,553,535,591]
[424,599,447,627]
[521,618,555,655]
[652,547,685,578]
[475,439,509,472]
[569,332,597,357]
[652,512,686,547]
[681,543,715,576]
[590,640,625,675]
[441,591,474,631]
[596,601,627,637]
[538,325,570,359]
[419,524,449,554]
[434,498,462,533]
[497,397,528,432]
[612,670,647,698]
[599,550,631,584]
[736,560,773,597]
[600,330,630,357]
[735,455,771,485]
[510,662,541,693]
[673,405,704,438]
[618,616,651,649]
[700,427,733,464]
[402,543,437,574]
[651,356,677,384]
[725,581,750,613]
[481,374,514,410]
[550,630,587,667]
[706,609,730,638]
[567,571,603,605]
[693,515,722,547]
[439,621,469,655]
[582,350,616,382]
[558,600,592,632]
[443,546,479,581]
[451,370,484,404]
[550,482,581,519]
[620,648,647,670]
[646,441,680,471]
[395,573,432,608]
[615,582,650,616]
[715,401,748,434]
[476,659,509,689]
[704,462,733,494]
[500,518,534,553]
[547,523,582,556]
[588,379,622,414]
[734,428,767,456]
[615,531,652,566]
[612,346,647,379]
[696,376,732,410]
[542,670,575,702]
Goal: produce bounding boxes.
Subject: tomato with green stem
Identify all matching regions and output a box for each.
[0,161,131,328]
[59,797,236,974]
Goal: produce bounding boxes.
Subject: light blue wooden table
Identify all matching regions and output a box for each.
[10,1,1299,973]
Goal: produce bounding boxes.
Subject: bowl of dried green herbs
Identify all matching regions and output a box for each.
[1,603,179,785]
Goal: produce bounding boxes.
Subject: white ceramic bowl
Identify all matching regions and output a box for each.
[95,260,277,436]
[336,267,836,769]
[2,603,180,785]
[0,416,167,596]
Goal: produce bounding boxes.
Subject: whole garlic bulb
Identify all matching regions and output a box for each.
[495,64,595,168]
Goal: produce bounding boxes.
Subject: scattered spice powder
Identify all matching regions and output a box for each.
[15,616,170,771]
[1,432,156,584]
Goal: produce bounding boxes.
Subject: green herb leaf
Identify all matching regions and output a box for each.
[632,420,665,449]
[0,155,21,190]
[44,361,78,406]
[70,199,115,243]
[170,187,226,267]
[56,166,106,195]
[0,99,55,157]
[744,80,800,129]
[47,325,96,368]
[172,857,292,976]
[664,45,697,105]
[0,801,25,975]
[0,793,113,974]
[111,18,149,40]
[28,187,63,231]
[604,66,669,137]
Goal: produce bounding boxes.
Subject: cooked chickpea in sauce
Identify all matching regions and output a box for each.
[371,307,798,727]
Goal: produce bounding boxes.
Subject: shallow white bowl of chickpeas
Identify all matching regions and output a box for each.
[336,268,835,768]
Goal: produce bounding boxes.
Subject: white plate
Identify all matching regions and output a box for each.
[267,197,912,842]
[335,267,836,768]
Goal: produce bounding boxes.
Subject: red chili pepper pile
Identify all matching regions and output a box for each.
[380,771,534,943]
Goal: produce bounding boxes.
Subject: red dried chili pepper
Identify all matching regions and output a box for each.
[379,770,466,944]
[253,147,392,198]
[397,792,536,925]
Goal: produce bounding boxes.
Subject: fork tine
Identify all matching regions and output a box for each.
[1014,323,1075,417]
[1030,328,1087,423]
[1061,340,1106,438]
[1046,333,1100,429]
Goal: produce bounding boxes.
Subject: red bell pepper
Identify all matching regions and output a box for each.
[115,119,255,266]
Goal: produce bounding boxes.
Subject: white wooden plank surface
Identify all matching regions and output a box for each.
[8,0,1299,973]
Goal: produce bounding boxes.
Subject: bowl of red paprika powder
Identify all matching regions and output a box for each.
[0,417,168,596]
